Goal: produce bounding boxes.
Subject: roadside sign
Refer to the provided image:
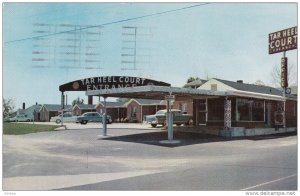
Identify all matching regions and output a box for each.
[285,88,291,94]
[269,26,297,54]
[281,57,288,88]
[165,95,175,101]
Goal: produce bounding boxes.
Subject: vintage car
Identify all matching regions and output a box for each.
[50,112,77,124]
[145,109,193,128]
[10,114,33,122]
[76,112,112,125]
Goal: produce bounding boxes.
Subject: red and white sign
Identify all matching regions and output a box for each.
[269,26,297,54]
[281,57,288,88]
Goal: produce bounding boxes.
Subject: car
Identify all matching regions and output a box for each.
[12,114,33,122]
[3,116,14,122]
[50,112,77,124]
[76,112,113,125]
[145,109,193,128]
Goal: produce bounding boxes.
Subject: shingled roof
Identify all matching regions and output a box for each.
[73,104,96,109]
[214,78,283,96]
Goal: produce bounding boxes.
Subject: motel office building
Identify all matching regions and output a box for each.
[191,79,297,131]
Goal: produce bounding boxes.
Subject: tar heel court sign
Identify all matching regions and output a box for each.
[269,26,297,54]
[59,76,171,92]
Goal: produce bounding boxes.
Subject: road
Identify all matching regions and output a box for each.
[2,123,297,191]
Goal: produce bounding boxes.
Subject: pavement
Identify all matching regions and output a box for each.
[2,122,297,191]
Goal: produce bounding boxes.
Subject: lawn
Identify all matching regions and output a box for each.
[3,123,61,135]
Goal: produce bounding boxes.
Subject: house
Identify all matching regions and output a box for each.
[194,78,297,128]
[125,99,166,123]
[96,101,127,122]
[14,104,42,121]
[72,104,96,116]
[39,104,71,122]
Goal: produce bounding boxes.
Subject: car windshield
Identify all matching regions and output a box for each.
[156,111,165,115]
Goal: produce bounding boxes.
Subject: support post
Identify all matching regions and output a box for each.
[61,92,65,126]
[167,99,173,141]
[102,96,107,136]
[282,51,287,129]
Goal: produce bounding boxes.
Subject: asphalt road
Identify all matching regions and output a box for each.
[2,123,297,191]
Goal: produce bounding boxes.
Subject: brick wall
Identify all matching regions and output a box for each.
[286,100,297,127]
[173,98,193,114]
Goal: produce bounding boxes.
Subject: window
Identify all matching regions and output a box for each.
[179,103,187,113]
[207,99,224,121]
[211,84,217,91]
[237,98,264,121]
[131,107,137,117]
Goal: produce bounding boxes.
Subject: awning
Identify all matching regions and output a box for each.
[86,85,227,100]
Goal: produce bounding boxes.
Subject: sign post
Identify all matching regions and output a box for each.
[269,26,297,129]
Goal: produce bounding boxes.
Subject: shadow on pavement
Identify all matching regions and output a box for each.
[101,130,297,148]
[102,131,226,147]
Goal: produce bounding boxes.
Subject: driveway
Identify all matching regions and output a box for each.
[3,124,297,191]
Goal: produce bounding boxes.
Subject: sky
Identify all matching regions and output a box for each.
[2,2,298,110]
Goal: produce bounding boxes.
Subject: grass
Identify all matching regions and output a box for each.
[3,122,61,135]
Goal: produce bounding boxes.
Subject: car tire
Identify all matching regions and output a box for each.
[186,119,193,126]
[27,119,30,122]
[55,119,61,124]
[162,120,167,127]
[81,120,87,125]
[151,124,157,128]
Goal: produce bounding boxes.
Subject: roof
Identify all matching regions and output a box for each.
[98,101,127,108]
[74,104,96,109]
[214,78,283,96]
[132,98,165,105]
[86,85,225,100]
[183,79,207,88]
[23,104,43,115]
[40,104,72,112]
[290,86,298,95]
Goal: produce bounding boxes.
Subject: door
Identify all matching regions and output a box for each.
[198,99,207,125]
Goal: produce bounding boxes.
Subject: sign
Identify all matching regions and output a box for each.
[285,88,291,94]
[281,57,288,88]
[269,26,297,54]
[274,111,284,125]
[165,95,175,101]
[59,76,171,92]
[224,100,231,129]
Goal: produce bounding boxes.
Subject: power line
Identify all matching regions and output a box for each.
[4,3,211,45]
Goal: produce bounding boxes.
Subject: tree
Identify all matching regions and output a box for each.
[253,80,265,86]
[186,76,200,83]
[3,98,15,118]
[270,64,297,87]
[72,97,84,106]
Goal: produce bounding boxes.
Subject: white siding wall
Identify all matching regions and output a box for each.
[198,79,236,91]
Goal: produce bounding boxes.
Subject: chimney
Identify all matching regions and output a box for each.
[237,80,243,83]
[22,102,25,110]
[88,96,93,105]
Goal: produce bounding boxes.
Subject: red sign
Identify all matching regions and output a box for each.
[281,57,288,88]
[269,26,297,54]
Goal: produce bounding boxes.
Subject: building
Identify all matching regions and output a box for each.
[96,101,127,122]
[39,104,71,122]
[72,104,96,116]
[125,99,166,123]
[194,78,297,128]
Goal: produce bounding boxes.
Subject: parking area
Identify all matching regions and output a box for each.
[3,123,297,191]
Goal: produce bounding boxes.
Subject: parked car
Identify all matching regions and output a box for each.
[50,112,77,124]
[11,114,33,122]
[76,112,113,125]
[3,116,14,122]
[145,109,193,128]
